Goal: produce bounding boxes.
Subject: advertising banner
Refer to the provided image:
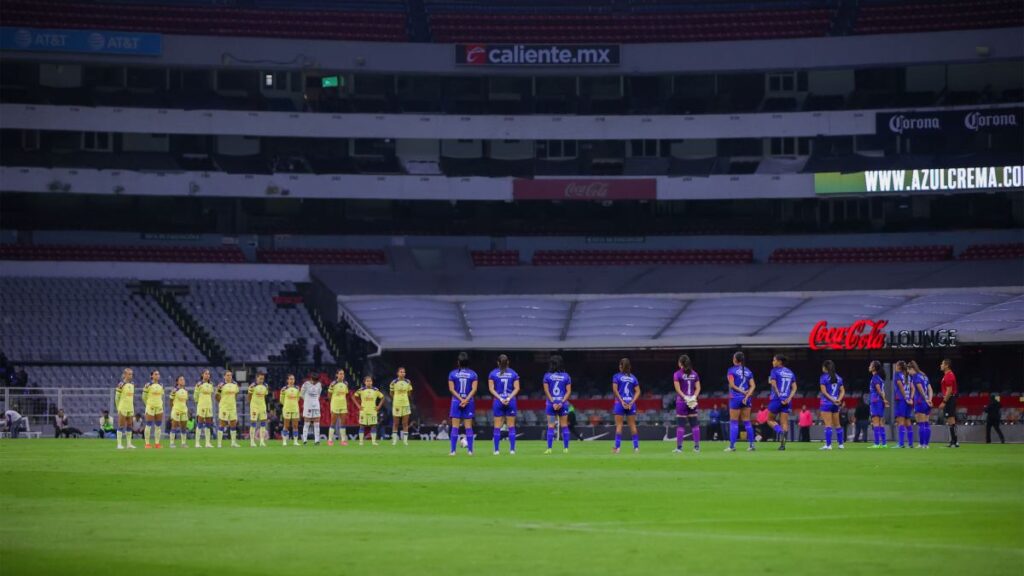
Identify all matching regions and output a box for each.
[456,43,619,66]
[0,26,162,56]
[876,107,1022,136]
[513,178,656,200]
[814,165,1024,195]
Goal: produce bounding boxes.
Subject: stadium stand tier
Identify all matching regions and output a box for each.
[532,249,754,266]
[958,242,1024,261]
[0,277,205,363]
[768,245,953,263]
[256,249,387,266]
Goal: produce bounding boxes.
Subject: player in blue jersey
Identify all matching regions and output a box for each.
[542,355,572,454]
[612,358,641,454]
[725,351,756,452]
[766,354,797,451]
[868,360,889,448]
[447,351,478,456]
[818,360,845,450]
[488,354,520,455]
[892,360,915,448]
[907,360,933,448]
[673,354,701,453]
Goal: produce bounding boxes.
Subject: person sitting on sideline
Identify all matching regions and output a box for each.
[98,410,116,439]
[5,407,26,438]
[54,409,81,438]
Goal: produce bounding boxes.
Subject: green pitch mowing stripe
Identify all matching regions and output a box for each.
[1,440,1021,576]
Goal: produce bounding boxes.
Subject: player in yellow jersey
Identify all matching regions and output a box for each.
[193,369,216,448]
[390,366,414,446]
[216,370,240,448]
[354,375,384,446]
[168,375,189,448]
[142,370,165,449]
[279,374,301,446]
[247,372,269,447]
[114,368,137,449]
[327,369,350,447]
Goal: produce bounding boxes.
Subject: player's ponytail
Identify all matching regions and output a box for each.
[619,357,632,375]
[549,354,563,373]
[823,360,837,385]
[457,351,470,368]
[498,354,509,374]
[678,354,692,375]
[733,351,746,379]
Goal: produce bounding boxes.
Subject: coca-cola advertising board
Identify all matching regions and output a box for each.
[512,179,656,201]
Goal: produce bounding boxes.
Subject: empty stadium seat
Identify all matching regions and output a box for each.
[470,250,520,267]
[256,249,387,265]
[531,249,753,266]
[0,243,246,263]
[768,245,953,264]
[958,243,1024,261]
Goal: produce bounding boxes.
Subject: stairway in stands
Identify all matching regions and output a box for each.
[140,283,227,366]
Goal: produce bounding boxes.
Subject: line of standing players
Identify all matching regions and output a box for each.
[446,350,959,456]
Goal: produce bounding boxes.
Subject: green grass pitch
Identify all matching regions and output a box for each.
[1,439,1022,576]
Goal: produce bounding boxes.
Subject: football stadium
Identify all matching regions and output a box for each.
[0,0,1023,574]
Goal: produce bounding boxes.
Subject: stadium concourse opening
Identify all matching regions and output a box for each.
[1,0,1023,573]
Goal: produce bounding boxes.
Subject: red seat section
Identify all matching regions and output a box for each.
[471,250,520,267]
[256,248,387,265]
[2,0,409,42]
[0,243,246,263]
[855,0,1023,35]
[430,9,833,44]
[532,249,753,266]
[958,243,1024,261]
[769,245,953,264]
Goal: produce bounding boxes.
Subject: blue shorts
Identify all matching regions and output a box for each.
[492,397,517,418]
[893,402,911,419]
[613,401,636,416]
[870,402,885,418]
[914,403,931,415]
[449,398,475,420]
[820,402,839,413]
[729,396,751,410]
[545,400,568,417]
[768,399,791,415]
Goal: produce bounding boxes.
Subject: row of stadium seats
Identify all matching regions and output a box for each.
[854,0,1023,34]
[768,246,954,264]
[3,244,1019,266]
[0,244,246,263]
[0,278,206,363]
[2,0,409,41]
[532,250,754,266]
[257,249,388,265]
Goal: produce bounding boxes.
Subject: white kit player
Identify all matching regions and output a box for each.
[300,376,323,445]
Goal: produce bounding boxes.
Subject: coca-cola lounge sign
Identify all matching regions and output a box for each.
[809,320,958,350]
[513,178,656,201]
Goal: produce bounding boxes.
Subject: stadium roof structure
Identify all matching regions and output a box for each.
[338,287,1024,352]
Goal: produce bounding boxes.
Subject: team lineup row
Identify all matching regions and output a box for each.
[107,351,960,455]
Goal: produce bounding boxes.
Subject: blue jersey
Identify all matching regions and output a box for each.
[488,368,519,399]
[727,366,753,399]
[870,374,885,403]
[613,372,639,403]
[448,368,478,398]
[912,373,931,404]
[894,372,912,401]
[543,371,571,403]
[769,367,795,401]
[819,373,844,402]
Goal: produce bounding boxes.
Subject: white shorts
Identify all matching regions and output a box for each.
[303,406,321,419]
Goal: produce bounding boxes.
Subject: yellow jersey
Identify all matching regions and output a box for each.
[249,383,268,412]
[170,387,189,413]
[218,382,239,412]
[281,386,300,413]
[355,387,383,414]
[328,380,349,412]
[115,381,135,415]
[193,381,215,410]
[143,383,164,410]
[390,378,413,409]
